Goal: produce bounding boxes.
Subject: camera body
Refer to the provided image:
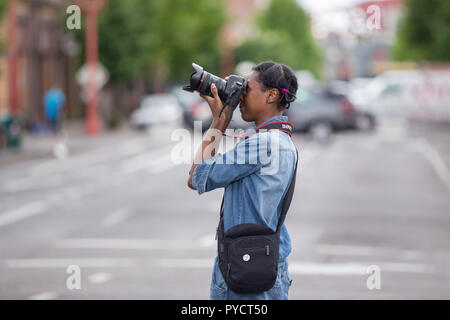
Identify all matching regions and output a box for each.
[183,63,246,108]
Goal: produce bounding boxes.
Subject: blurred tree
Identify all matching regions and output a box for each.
[98,0,153,83]
[75,0,226,86]
[73,0,151,82]
[73,0,226,126]
[0,0,7,53]
[144,0,226,91]
[235,0,321,76]
[0,1,6,21]
[394,0,450,61]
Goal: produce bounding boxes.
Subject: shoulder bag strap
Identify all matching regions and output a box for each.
[275,148,298,233]
[219,148,298,234]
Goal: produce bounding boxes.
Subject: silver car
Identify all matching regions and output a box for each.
[171,86,253,132]
[130,94,182,129]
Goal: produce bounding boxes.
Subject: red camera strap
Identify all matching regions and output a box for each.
[221,121,294,139]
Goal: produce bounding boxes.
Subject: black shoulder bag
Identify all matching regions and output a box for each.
[216,122,298,294]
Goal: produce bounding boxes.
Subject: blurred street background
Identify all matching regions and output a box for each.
[0,0,450,299]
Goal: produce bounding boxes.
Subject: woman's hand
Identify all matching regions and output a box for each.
[200,79,236,130]
[199,83,223,119]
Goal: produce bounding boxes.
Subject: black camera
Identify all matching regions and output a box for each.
[183,63,246,109]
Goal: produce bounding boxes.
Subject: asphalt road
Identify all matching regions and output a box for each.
[0,118,449,299]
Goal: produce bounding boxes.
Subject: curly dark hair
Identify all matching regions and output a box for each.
[252,61,298,109]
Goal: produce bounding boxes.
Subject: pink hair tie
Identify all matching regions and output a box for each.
[281,88,289,93]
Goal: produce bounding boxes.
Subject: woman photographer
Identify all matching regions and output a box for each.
[187,61,298,300]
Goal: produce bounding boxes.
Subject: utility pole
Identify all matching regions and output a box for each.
[76,0,108,135]
[219,26,235,78]
[7,0,19,116]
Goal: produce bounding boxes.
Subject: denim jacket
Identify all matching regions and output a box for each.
[192,115,297,259]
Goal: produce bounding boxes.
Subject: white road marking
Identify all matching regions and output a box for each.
[380,262,434,273]
[1,177,51,193]
[88,272,112,284]
[316,244,383,256]
[6,258,135,268]
[407,138,450,192]
[148,162,178,174]
[155,259,214,268]
[101,208,132,228]
[289,262,367,275]
[54,238,206,250]
[28,138,148,177]
[314,244,445,262]
[29,292,59,300]
[289,262,434,275]
[151,259,435,275]
[121,146,174,174]
[401,250,426,260]
[51,238,450,263]
[2,141,169,193]
[3,257,440,275]
[0,202,47,228]
[197,234,216,248]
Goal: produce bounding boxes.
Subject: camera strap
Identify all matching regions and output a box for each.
[219,121,297,229]
[215,124,298,293]
[222,121,294,138]
[255,121,293,137]
[218,146,298,235]
[218,120,298,233]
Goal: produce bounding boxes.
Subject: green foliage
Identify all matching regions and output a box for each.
[72,0,155,82]
[235,0,321,76]
[394,0,450,61]
[97,0,152,82]
[0,1,6,18]
[0,1,8,54]
[148,0,226,81]
[74,0,226,84]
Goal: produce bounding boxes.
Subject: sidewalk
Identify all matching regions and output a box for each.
[0,121,141,167]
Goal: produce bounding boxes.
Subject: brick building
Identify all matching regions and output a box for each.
[0,0,80,128]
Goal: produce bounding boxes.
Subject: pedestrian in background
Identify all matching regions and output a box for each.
[43,87,68,158]
[43,87,66,135]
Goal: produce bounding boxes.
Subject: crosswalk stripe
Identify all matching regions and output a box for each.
[0,202,47,228]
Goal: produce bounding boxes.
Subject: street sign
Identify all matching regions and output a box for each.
[75,63,109,89]
[75,63,110,103]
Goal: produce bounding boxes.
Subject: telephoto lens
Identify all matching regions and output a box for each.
[183,63,246,109]
[183,63,227,100]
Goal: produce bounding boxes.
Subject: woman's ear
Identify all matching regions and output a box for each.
[266,88,280,105]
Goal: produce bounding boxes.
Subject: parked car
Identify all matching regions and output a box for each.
[285,86,375,142]
[130,94,181,130]
[172,86,253,132]
[348,70,450,123]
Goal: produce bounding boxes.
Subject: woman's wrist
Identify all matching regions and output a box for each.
[211,114,231,132]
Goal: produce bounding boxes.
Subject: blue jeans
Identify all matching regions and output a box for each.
[210,256,292,300]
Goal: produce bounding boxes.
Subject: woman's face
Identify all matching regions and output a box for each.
[239,71,269,122]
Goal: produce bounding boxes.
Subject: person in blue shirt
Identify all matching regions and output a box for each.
[43,87,66,134]
[187,61,299,300]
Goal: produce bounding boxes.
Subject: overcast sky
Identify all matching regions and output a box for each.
[297,0,363,13]
[297,0,376,38]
